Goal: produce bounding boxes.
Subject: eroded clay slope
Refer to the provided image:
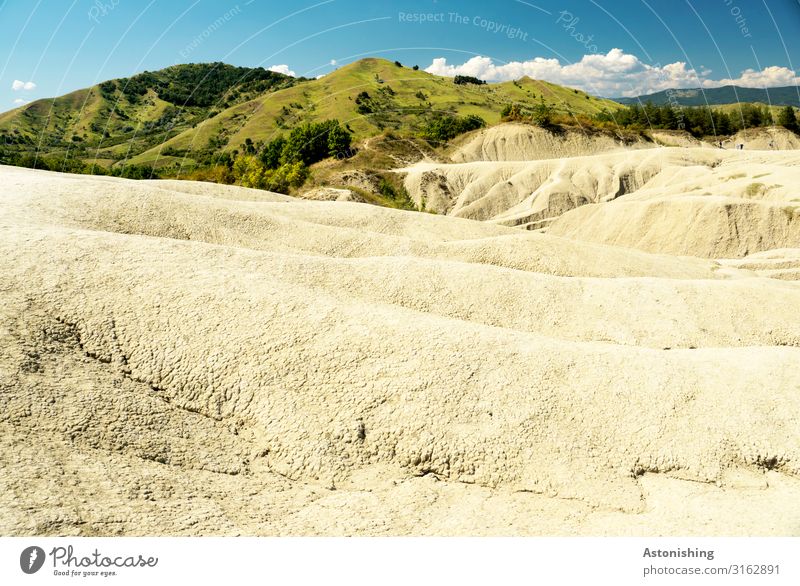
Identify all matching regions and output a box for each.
[402,148,800,257]
[1,165,799,536]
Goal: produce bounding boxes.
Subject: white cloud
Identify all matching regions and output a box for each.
[424,50,800,97]
[13,98,29,105]
[12,80,37,91]
[268,64,296,77]
[710,66,800,89]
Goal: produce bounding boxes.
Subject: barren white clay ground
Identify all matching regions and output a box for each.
[1,135,799,536]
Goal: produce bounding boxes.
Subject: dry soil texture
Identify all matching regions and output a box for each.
[1,160,799,536]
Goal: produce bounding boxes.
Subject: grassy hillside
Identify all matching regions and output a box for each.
[0,62,297,167]
[1,58,622,174]
[128,58,622,168]
[615,85,800,108]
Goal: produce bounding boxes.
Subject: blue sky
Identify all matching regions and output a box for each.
[2,0,799,110]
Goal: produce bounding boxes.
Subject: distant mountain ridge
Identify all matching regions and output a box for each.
[614,85,800,108]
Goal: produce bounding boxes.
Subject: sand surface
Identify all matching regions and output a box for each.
[1,159,799,536]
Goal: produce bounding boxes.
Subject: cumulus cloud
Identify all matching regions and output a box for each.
[710,66,800,89]
[268,64,296,77]
[13,98,29,105]
[424,50,800,97]
[12,80,37,91]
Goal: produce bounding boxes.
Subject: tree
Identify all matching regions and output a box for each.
[264,161,309,193]
[282,123,326,166]
[714,110,732,135]
[778,105,799,133]
[741,103,767,129]
[233,155,309,194]
[421,113,486,143]
[326,122,352,158]
[233,154,267,188]
[280,119,351,166]
[531,98,553,128]
[259,136,286,169]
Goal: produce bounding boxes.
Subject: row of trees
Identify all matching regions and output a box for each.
[498,98,799,138]
[0,149,160,178]
[596,103,799,137]
[0,118,353,194]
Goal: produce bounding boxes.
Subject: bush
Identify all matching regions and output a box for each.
[233,156,308,194]
[501,103,528,121]
[281,119,352,166]
[377,176,415,209]
[355,91,374,114]
[453,75,486,86]
[421,113,486,143]
[531,99,553,127]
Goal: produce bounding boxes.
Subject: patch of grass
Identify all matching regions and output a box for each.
[337,184,418,211]
[744,182,765,197]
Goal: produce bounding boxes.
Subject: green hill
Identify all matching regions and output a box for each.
[0,58,622,172]
[129,58,621,168]
[0,62,297,168]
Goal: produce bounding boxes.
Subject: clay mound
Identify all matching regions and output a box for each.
[1,165,721,280]
[720,248,800,280]
[401,148,723,225]
[402,148,800,257]
[299,186,365,203]
[2,165,800,536]
[650,130,709,148]
[140,179,294,202]
[730,126,800,150]
[548,196,800,259]
[448,123,651,162]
